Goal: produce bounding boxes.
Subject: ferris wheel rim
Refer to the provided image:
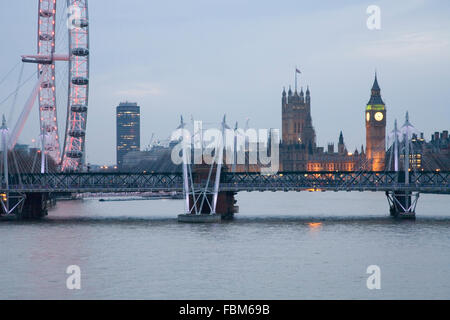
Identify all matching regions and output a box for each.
[13,0,90,172]
[37,0,61,165]
[60,0,89,171]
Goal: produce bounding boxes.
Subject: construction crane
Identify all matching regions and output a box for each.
[145,133,155,151]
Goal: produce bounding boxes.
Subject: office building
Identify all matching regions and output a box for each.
[116,102,140,168]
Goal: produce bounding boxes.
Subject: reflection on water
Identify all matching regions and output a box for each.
[1,192,449,299]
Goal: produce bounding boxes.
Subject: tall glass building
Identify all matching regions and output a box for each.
[116,102,140,168]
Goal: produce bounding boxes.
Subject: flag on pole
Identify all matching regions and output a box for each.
[295,68,301,92]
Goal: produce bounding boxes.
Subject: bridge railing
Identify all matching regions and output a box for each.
[221,171,450,192]
[2,172,184,192]
[0,171,449,193]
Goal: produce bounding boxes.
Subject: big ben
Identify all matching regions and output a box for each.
[365,74,386,171]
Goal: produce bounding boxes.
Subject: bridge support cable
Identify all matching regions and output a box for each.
[0,61,20,87]
[179,116,190,213]
[386,190,419,218]
[8,71,44,150]
[385,112,421,218]
[188,118,218,215]
[232,121,238,173]
[8,63,25,122]
[197,155,214,214]
[212,115,227,213]
[0,69,38,109]
[1,116,9,212]
[40,131,47,174]
[178,115,208,215]
[0,116,26,215]
[178,115,232,222]
[387,119,401,172]
[188,161,198,214]
[394,119,399,171]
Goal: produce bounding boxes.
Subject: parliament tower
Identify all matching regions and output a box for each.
[280,84,317,171]
[281,86,316,148]
[365,74,386,171]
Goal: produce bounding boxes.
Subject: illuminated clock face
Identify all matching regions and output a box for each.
[366,112,370,122]
[374,112,384,121]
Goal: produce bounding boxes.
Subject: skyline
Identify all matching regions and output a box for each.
[0,0,449,165]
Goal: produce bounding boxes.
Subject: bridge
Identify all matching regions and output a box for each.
[1,171,449,194]
[1,170,449,221]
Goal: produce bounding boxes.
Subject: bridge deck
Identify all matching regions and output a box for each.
[0,171,449,194]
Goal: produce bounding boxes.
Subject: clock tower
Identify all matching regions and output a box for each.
[365,73,386,171]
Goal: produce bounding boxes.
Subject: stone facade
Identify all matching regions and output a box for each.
[280,80,368,172]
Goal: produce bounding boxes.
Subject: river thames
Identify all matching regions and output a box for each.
[1,191,449,299]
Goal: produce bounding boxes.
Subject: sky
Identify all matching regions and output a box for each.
[0,0,449,165]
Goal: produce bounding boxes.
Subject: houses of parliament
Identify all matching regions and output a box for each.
[280,74,386,172]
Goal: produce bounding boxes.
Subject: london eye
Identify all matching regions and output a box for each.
[8,0,90,172]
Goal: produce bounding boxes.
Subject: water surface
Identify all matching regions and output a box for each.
[1,192,449,299]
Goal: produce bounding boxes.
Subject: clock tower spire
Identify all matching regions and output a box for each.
[365,73,386,171]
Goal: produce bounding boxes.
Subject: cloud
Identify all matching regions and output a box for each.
[116,83,164,98]
[357,32,449,60]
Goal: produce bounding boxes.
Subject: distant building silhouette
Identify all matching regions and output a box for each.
[386,129,450,171]
[116,102,140,168]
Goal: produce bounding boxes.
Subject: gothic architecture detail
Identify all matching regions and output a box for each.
[281,86,316,147]
[365,73,386,171]
[280,72,367,172]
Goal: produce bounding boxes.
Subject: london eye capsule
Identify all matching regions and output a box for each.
[41,104,55,111]
[72,48,89,56]
[72,77,89,85]
[39,34,53,41]
[67,151,83,159]
[69,130,86,138]
[45,125,57,133]
[71,18,89,28]
[71,104,88,113]
[39,10,53,18]
[41,81,51,88]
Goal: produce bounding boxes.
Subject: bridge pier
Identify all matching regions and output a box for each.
[177,115,238,223]
[182,191,238,220]
[177,160,239,222]
[1,192,51,219]
[178,191,238,223]
[386,191,418,219]
[18,193,52,219]
[385,170,419,219]
[216,191,239,220]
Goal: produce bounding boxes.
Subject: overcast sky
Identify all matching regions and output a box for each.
[0,0,449,165]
